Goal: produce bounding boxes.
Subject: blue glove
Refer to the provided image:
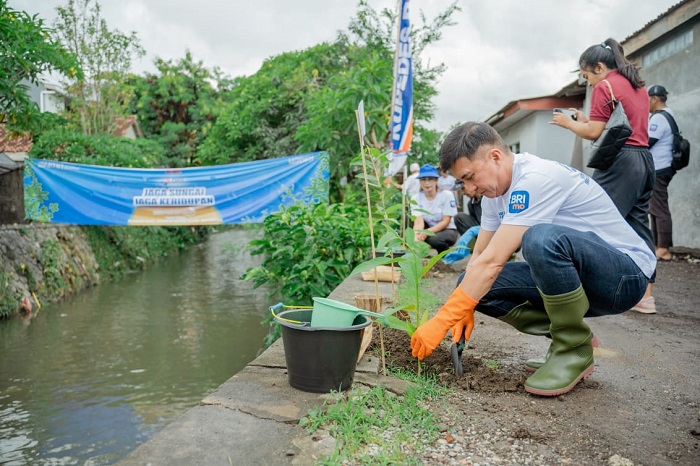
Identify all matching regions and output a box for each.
[442,226,480,265]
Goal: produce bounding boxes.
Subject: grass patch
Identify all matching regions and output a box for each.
[484,359,499,370]
[299,369,448,464]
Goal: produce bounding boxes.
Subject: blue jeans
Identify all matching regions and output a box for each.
[458,224,649,319]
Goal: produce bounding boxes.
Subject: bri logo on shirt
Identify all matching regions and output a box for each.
[509,190,529,213]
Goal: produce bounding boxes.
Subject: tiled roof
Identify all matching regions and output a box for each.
[113,115,143,138]
[0,125,32,153]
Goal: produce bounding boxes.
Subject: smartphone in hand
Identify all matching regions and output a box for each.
[553,108,578,121]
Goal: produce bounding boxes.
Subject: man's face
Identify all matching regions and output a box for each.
[450,147,505,199]
[649,95,659,111]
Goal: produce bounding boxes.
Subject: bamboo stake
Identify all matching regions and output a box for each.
[354,107,386,375]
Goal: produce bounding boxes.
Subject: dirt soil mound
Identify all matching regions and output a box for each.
[370,256,700,465]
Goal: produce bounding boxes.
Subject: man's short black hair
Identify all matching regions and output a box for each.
[439,122,505,173]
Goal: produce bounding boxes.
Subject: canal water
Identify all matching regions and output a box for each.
[0,228,271,465]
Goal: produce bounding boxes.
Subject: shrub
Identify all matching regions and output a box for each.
[243,202,372,304]
[29,128,168,168]
[83,226,209,282]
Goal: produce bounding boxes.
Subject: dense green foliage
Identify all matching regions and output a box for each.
[195,42,342,167]
[53,0,144,135]
[126,51,233,167]
[243,202,372,304]
[29,127,168,167]
[83,226,209,282]
[0,268,19,318]
[0,1,80,132]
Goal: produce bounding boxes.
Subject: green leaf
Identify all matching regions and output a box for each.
[385,316,416,335]
[350,256,399,274]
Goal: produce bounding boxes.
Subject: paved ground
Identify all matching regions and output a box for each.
[117,252,700,465]
[408,251,700,465]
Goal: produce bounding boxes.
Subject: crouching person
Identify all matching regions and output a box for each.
[410,122,655,396]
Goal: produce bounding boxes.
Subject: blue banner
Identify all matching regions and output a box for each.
[390,0,413,154]
[24,152,329,226]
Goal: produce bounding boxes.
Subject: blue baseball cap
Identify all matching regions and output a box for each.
[417,164,439,179]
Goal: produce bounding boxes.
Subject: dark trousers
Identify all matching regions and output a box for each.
[426,229,460,253]
[457,225,648,318]
[649,167,675,248]
[454,212,479,235]
[592,146,655,254]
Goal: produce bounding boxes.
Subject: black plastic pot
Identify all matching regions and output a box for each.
[276,309,371,393]
[377,248,406,258]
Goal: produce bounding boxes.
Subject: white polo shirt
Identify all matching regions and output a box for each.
[648,109,675,170]
[481,153,656,278]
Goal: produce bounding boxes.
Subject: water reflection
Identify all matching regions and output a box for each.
[0,228,269,465]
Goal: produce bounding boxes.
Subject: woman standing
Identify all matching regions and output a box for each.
[411,165,459,253]
[551,38,656,312]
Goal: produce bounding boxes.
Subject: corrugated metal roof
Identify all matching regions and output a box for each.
[623,0,694,43]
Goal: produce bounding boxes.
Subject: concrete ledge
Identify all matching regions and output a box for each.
[202,364,329,423]
[117,272,399,465]
[117,404,314,466]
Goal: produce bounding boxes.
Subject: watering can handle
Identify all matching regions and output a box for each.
[269,303,284,312]
[358,309,386,320]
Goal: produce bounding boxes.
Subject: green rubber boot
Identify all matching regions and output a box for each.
[497,302,551,337]
[498,302,552,371]
[524,334,601,372]
[524,286,594,396]
[524,345,552,372]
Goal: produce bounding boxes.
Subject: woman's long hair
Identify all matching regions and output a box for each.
[579,38,645,89]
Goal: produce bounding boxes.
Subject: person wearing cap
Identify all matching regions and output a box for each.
[647,84,676,262]
[411,122,655,396]
[411,164,459,253]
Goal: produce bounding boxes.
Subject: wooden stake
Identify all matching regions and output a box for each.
[355,108,386,375]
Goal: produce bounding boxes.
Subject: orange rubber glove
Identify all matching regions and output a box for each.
[411,287,478,360]
[450,315,473,343]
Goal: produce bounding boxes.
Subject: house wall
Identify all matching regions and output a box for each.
[123,126,137,139]
[20,79,65,114]
[630,14,700,249]
[22,79,45,106]
[498,111,579,165]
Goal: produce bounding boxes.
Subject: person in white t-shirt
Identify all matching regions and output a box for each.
[437,168,456,192]
[410,122,655,397]
[410,164,459,253]
[402,162,421,199]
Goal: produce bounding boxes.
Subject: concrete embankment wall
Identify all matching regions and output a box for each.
[0,224,100,317]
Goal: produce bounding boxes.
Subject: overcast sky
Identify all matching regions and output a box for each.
[10,0,681,132]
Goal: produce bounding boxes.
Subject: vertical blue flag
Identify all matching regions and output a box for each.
[390,0,413,155]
